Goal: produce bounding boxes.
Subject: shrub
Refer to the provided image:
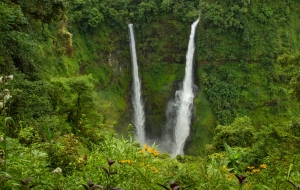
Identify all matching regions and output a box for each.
[213,116,255,150]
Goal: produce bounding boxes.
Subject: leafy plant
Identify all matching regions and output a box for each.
[0,171,36,190]
[224,142,244,172]
[91,158,123,190]
[82,179,104,190]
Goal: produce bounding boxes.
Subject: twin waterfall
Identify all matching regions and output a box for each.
[128,24,145,145]
[128,18,199,155]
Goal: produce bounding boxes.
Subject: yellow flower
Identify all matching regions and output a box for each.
[246,171,250,174]
[247,166,255,170]
[120,160,126,164]
[260,164,267,169]
[252,169,260,173]
[213,153,224,158]
[139,149,144,154]
[144,144,147,149]
[153,149,159,156]
[152,166,158,173]
[147,147,153,153]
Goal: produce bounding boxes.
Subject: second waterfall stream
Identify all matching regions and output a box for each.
[170,18,200,156]
[161,18,200,156]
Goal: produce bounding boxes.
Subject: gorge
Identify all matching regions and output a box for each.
[129,19,200,155]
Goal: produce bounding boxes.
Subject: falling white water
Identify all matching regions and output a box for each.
[128,24,145,145]
[173,18,200,156]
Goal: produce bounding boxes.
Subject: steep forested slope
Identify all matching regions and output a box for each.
[190,0,300,154]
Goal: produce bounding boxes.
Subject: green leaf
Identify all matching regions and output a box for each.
[287,163,293,180]
[234,151,243,160]
[224,142,233,156]
[0,171,13,180]
[133,167,156,190]
[44,126,54,141]
[172,164,187,182]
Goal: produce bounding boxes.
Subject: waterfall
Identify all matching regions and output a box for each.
[128,24,145,145]
[172,18,200,155]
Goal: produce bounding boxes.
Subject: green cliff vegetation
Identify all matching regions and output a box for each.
[0,0,300,189]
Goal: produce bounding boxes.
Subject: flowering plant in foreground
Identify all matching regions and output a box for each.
[143,144,159,156]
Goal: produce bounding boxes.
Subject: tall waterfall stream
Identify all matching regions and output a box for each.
[128,24,145,145]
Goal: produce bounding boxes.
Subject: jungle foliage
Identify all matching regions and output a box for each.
[0,0,300,189]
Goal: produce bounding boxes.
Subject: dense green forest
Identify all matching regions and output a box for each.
[1,0,300,189]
